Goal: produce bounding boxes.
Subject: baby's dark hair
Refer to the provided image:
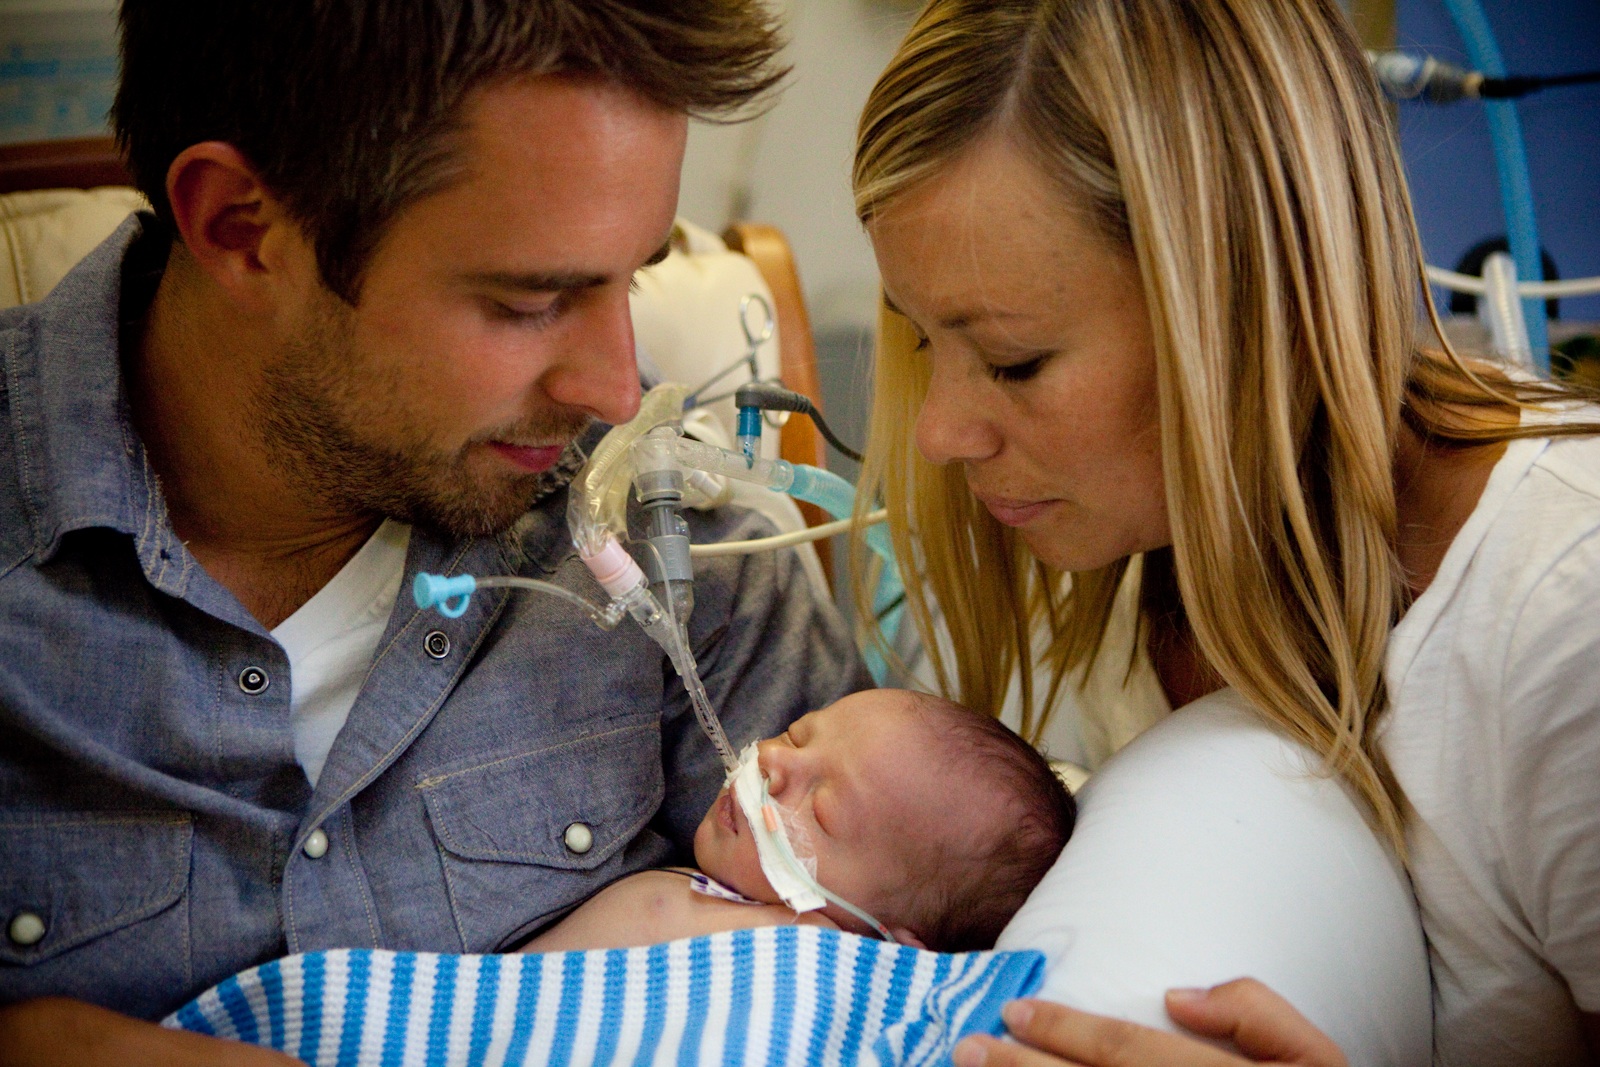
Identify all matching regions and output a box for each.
[905,693,1076,952]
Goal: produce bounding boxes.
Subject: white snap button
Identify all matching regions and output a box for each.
[563,822,593,854]
[303,828,329,859]
[8,912,46,947]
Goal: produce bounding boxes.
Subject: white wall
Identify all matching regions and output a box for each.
[678,0,918,335]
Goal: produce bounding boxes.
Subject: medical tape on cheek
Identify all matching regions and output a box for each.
[728,744,899,943]
[731,743,826,913]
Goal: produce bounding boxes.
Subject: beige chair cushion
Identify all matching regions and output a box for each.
[629,218,784,451]
[0,187,149,309]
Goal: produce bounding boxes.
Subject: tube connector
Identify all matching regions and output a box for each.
[736,405,762,465]
[581,538,647,600]
[580,537,666,632]
[413,572,476,618]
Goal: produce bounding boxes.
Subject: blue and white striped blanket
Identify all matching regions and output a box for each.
[165,926,1045,1067]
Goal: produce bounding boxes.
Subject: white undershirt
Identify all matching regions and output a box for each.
[271,520,412,787]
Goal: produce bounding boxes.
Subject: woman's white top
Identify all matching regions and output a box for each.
[1385,431,1600,1067]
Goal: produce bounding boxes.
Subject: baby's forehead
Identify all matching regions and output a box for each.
[829,695,961,774]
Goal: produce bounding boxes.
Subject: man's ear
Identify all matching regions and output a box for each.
[164,141,309,312]
[889,926,927,950]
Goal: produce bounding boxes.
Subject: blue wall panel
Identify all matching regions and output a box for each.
[1395,0,1600,320]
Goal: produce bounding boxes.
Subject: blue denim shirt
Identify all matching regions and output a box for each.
[0,216,872,1020]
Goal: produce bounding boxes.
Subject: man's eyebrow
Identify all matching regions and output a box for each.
[465,269,608,293]
[466,240,673,294]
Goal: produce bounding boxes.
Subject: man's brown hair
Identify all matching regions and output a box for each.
[114,0,785,301]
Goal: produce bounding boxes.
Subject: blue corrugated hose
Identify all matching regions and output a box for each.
[1441,0,1551,373]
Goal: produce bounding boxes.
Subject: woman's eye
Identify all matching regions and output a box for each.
[987,354,1048,383]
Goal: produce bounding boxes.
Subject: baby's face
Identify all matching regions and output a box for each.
[692,690,950,939]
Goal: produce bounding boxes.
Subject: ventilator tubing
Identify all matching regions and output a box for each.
[578,533,741,775]
[567,383,691,557]
[779,465,904,683]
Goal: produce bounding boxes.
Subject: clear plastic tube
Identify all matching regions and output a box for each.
[618,563,739,775]
[470,576,627,630]
[668,437,795,491]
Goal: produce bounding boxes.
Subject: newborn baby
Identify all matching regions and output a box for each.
[521,688,1076,954]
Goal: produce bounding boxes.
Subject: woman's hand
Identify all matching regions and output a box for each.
[952,980,1348,1067]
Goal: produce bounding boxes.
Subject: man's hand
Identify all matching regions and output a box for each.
[0,997,303,1067]
[951,980,1348,1067]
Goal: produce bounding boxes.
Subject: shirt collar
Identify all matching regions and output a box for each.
[11,213,175,568]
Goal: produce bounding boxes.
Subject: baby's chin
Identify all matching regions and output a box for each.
[693,809,780,904]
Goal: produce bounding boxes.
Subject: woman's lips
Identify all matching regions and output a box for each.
[488,442,566,473]
[977,495,1056,527]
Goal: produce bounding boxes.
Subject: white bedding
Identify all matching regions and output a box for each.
[1001,689,1431,1067]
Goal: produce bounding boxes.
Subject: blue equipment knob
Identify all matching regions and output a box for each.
[413,572,477,618]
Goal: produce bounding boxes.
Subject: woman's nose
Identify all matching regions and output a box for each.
[914,353,1002,466]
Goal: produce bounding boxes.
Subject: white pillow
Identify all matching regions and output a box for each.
[998,689,1430,1067]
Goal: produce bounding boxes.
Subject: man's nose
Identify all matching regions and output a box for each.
[543,290,643,426]
[913,353,1002,465]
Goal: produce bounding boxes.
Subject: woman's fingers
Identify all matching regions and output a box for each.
[951,990,1348,1067]
[955,999,1237,1067]
[1163,981,1348,1066]
[952,1032,1085,1067]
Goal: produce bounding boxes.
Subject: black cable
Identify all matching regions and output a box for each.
[1481,70,1600,99]
[1371,51,1600,103]
[733,382,866,463]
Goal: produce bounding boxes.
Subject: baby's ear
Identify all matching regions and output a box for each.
[889,926,927,950]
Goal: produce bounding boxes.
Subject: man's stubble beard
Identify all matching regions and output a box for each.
[251,293,591,539]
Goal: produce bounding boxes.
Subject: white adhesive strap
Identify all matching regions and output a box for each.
[732,744,826,913]
[729,744,897,942]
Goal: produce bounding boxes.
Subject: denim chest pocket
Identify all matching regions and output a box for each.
[0,812,193,1015]
[418,718,668,951]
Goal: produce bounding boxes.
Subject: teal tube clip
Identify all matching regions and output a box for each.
[413,572,476,618]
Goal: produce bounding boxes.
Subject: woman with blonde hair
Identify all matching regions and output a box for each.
[853,0,1600,1063]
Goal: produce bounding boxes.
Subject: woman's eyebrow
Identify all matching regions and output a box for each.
[881,292,1025,331]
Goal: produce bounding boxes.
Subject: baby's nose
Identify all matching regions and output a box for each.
[756,736,795,796]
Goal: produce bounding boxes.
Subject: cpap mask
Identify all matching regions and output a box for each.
[728,743,897,943]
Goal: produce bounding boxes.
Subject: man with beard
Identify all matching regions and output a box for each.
[0,2,870,1061]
